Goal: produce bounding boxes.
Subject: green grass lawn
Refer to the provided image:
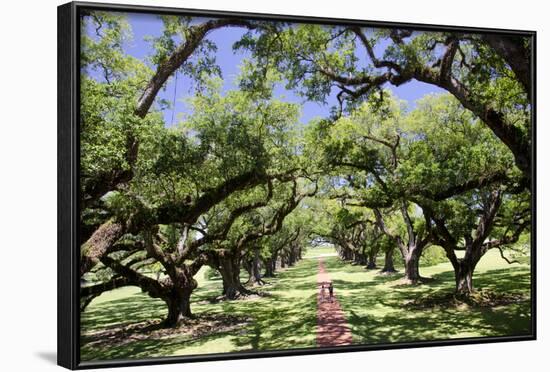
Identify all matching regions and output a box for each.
[81,257,319,361]
[326,249,531,344]
[80,247,531,361]
[303,245,338,258]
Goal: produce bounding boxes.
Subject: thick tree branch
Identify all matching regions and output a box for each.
[143,229,173,272]
[80,220,126,276]
[482,219,530,253]
[481,35,531,99]
[100,256,166,298]
[349,27,403,72]
[472,190,503,251]
[400,201,416,247]
[156,168,297,226]
[373,208,405,255]
[415,172,509,201]
[135,19,257,118]
[181,180,275,259]
[317,34,531,182]
[80,276,131,297]
[237,180,303,247]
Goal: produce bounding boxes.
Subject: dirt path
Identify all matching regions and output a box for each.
[316,257,353,347]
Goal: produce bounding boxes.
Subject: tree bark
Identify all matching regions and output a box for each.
[247,248,265,285]
[163,286,194,327]
[264,249,279,277]
[381,247,396,273]
[482,35,531,99]
[80,294,99,312]
[80,276,131,297]
[288,245,297,266]
[403,247,422,283]
[263,257,275,277]
[340,247,352,261]
[80,220,125,276]
[158,262,200,327]
[217,253,249,299]
[366,250,377,269]
[450,253,480,296]
[455,262,475,295]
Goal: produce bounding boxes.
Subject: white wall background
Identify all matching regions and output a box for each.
[0,0,546,370]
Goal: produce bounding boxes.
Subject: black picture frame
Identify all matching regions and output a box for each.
[58,1,537,369]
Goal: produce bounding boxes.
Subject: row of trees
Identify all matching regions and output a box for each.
[79,12,531,328]
[308,93,529,293]
[235,21,532,294]
[79,13,316,326]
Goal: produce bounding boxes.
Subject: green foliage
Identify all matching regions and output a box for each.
[420,245,448,267]
[400,94,516,193]
[309,91,520,207]
[204,267,221,280]
[235,24,360,104]
[146,15,221,91]
[81,11,131,77]
[80,11,164,214]
[79,14,531,353]
[238,24,532,179]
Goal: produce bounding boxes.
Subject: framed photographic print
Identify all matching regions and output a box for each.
[57,1,536,369]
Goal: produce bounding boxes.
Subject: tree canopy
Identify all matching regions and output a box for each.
[79,11,532,327]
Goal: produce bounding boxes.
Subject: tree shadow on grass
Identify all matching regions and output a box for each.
[82,325,245,361]
[81,257,321,361]
[80,254,531,361]
[226,260,320,351]
[470,267,531,293]
[333,263,531,346]
[228,292,318,351]
[272,259,320,280]
[346,299,531,346]
[81,312,253,362]
[81,292,167,333]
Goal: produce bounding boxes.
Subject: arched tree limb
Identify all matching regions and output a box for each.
[135,18,257,118]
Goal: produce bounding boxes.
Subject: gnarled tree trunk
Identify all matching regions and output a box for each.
[80,220,125,276]
[218,253,249,299]
[354,249,367,266]
[366,249,377,269]
[161,268,198,327]
[263,257,275,277]
[381,247,396,273]
[163,287,194,327]
[403,247,422,284]
[455,265,474,295]
[247,248,265,286]
[453,256,479,296]
[264,250,279,277]
[340,246,353,261]
[288,245,297,267]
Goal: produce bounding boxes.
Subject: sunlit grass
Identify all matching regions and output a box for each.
[81,257,319,361]
[80,247,531,361]
[326,249,531,344]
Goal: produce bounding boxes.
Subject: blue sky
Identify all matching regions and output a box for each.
[86,12,444,126]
